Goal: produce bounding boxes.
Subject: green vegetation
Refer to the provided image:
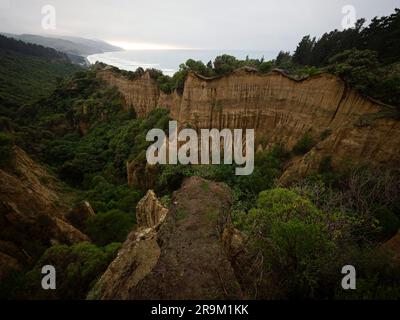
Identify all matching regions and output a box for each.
[21,242,120,299]
[0,35,81,111]
[0,12,399,300]
[292,133,315,155]
[290,9,400,108]
[237,187,400,299]
[241,188,337,298]
[86,209,134,246]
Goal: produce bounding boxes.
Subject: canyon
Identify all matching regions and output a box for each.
[97,66,400,183]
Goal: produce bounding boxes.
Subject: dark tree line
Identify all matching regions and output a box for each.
[0,34,69,61]
[293,8,400,66]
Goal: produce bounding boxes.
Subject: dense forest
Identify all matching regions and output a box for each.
[0,36,81,110]
[0,35,70,61]
[0,9,400,299]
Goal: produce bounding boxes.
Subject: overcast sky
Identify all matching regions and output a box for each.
[0,0,398,51]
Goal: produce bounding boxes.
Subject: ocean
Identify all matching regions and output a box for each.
[87,49,278,76]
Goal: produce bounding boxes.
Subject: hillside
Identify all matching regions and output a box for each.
[0,35,82,110]
[4,33,122,57]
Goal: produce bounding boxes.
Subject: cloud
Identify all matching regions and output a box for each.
[0,0,398,51]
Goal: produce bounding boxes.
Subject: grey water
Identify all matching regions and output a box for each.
[87,49,278,76]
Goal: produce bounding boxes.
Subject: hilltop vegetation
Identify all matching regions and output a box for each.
[0,35,81,110]
[103,8,400,110]
[291,8,400,108]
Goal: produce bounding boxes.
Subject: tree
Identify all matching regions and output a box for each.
[274,51,293,69]
[293,35,316,65]
[213,54,240,75]
[327,49,380,92]
[86,209,135,246]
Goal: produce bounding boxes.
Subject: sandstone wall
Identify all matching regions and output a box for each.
[97,68,400,179]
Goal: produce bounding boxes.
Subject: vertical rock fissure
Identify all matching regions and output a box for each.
[329,82,348,125]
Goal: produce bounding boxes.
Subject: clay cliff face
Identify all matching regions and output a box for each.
[97,69,160,117]
[0,147,88,279]
[97,67,400,180]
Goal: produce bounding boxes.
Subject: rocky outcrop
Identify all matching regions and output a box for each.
[98,67,400,180]
[97,69,160,117]
[66,201,96,231]
[89,177,244,300]
[136,190,168,228]
[126,161,159,190]
[0,147,89,279]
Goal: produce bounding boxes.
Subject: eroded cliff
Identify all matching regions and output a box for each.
[0,147,89,280]
[97,67,400,181]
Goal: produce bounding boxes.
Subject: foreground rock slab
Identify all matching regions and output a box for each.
[89,176,243,299]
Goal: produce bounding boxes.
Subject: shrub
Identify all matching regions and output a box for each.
[259,61,273,73]
[292,133,315,154]
[241,188,337,298]
[21,242,120,299]
[86,209,135,246]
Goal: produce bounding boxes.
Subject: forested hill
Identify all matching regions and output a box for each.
[0,35,82,110]
[0,34,69,61]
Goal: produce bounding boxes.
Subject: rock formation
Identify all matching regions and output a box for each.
[89,177,246,300]
[66,201,96,231]
[97,67,400,182]
[0,147,89,280]
[135,190,168,228]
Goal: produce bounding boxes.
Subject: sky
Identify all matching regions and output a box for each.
[0,0,398,51]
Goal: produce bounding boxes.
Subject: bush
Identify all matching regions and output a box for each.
[21,242,120,299]
[241,188,337,298]
[292,133,315,154]
[335,247,400,300]
[373,206,400,241]
[86,209,135,246]
[327,49,380,92]
[259,61,273,73]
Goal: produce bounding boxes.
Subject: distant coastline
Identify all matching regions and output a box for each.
[87,49,277,76]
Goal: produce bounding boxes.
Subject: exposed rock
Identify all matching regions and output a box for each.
[98,68,400,180]
[66,201,96,230]
[0,147,89,279]
[136,190,168,228]
[97,69,160,117]
[221,218,246,259]
[90,177,244,300]
[126,160,159,190]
